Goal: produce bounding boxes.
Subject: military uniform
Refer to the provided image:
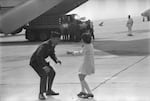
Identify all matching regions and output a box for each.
[30,40,59,94]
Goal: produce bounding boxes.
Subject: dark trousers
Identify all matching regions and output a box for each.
[31,63,56,94]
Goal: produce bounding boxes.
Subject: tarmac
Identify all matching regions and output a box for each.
[0,17,150,101]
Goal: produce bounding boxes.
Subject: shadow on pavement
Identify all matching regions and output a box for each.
[34,96,61,101]
[0,40,80,46]
[0,33,25,38]
[94,38,150,56]
[46,96,61,101]
[1,37,150,56]
[75,98,96,101]
[115,29,150,34]
[0,41,41,46]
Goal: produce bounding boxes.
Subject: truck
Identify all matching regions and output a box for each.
[25,0,88,41]
[25,13,87,41]
[0,0,88,41]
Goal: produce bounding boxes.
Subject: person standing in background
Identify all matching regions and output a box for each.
[126,15,134,36]
[89,20,95,40]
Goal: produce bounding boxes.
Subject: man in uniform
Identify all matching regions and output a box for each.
[30,32,62,100]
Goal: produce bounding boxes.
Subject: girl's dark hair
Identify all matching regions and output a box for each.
[82,33,91,44]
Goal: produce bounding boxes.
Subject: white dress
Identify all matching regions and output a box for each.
[79,43,95,75]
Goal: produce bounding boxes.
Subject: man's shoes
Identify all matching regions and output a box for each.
[128,34,133,36]
[46,90,59,96]
[39,93,46,100]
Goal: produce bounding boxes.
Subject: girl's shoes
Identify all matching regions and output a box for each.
[77,92,94,99]
[83,93,94,99]
[77,92,87,97]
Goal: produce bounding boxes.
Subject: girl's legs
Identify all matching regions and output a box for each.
[78,74,86,93]
[78,74,92,94]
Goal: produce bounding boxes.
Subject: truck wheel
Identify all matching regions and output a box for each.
[26,30,36,41]
[39,32,49,41]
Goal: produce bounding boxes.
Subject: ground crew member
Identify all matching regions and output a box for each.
[89,20,94,40]
[86,20,94,40]
[126,15,133,36]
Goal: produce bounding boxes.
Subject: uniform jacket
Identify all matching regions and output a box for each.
[30,40,58,69]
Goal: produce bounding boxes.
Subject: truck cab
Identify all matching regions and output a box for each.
[25,14,84,41]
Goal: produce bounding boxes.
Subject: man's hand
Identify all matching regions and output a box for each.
[43,66,50,73]
[56,60,62,64]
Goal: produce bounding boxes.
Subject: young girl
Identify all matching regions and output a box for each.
[77,30,95,99]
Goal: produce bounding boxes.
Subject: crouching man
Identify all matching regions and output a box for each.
[30,32,61,100]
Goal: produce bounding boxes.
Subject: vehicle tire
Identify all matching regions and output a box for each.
[26,30,36,41]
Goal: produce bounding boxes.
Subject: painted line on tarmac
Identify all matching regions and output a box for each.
[91,55,148,91]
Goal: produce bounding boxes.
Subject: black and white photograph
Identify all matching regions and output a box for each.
[0,0,150,101]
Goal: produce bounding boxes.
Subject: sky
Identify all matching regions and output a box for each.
[68,0,150,20]
[0,0,150,20]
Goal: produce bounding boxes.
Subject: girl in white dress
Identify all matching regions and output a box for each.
[77,31,95,99]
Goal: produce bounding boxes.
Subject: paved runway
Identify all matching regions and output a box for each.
[0,17,150,101]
